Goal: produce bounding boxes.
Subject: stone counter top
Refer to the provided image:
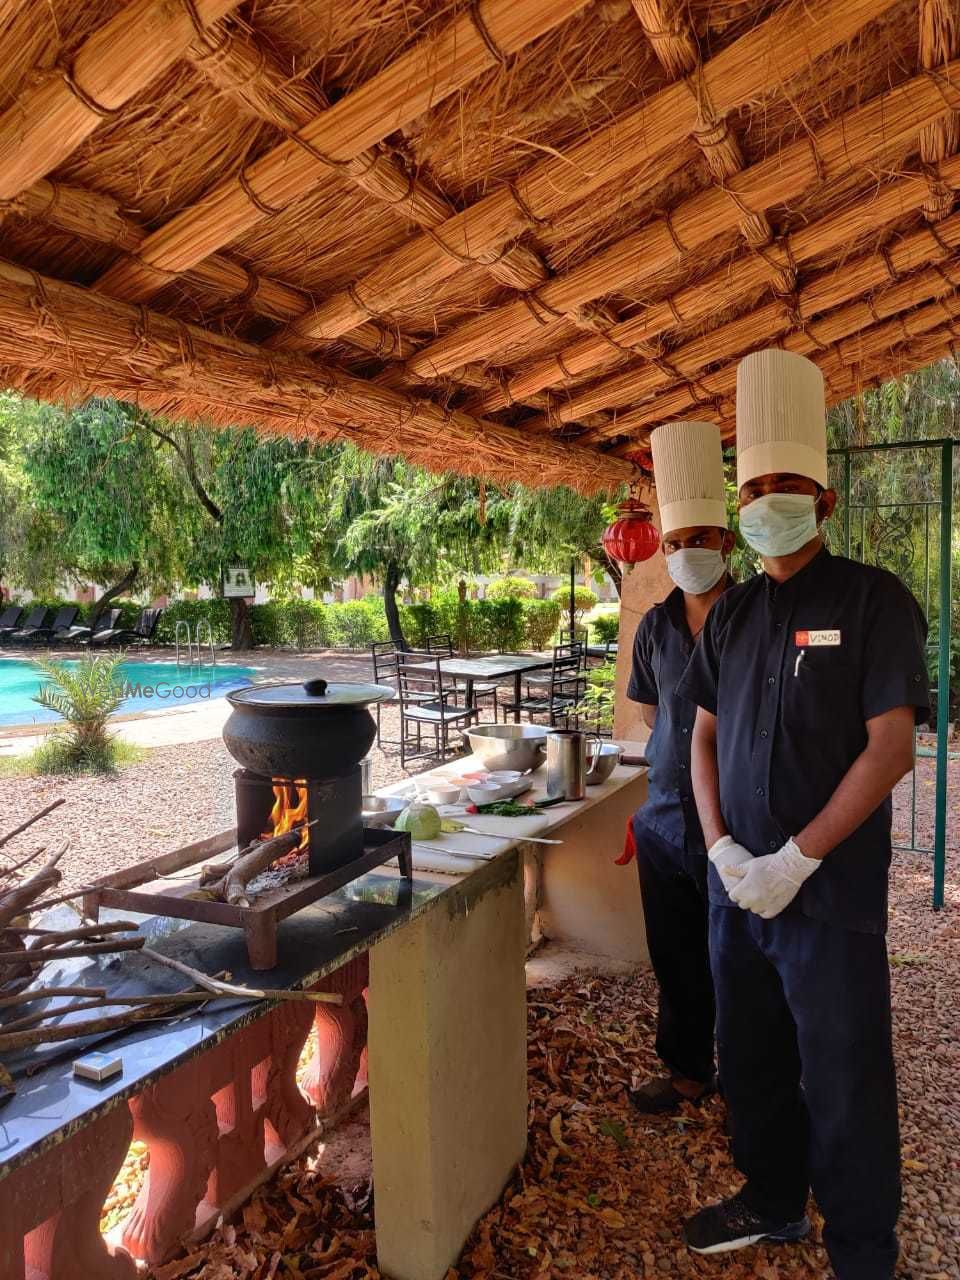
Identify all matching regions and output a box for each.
[377,739,647,877]
[0,743,646,1182]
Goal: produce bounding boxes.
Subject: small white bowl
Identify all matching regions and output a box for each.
[466,782,501,804]
[487,769,522,783]
[425,783,462,805]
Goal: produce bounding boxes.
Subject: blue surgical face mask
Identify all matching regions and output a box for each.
[738,492,819,557]
[665,547,727,595]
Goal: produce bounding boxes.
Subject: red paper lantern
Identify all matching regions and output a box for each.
[602,498,660,568]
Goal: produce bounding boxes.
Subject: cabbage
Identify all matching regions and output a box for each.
[395,802,442,840]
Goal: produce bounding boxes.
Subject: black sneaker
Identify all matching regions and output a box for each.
[683,1194,810,1254]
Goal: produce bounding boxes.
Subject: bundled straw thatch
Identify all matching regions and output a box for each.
[0,0,958,487]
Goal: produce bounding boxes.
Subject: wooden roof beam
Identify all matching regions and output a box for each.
[919,0,960,218]
[0,260,632,493]
[394,60,960,384]
[6,179,418,362]
[614,317,960,457]
[631,1,774,249]
[261,0,899,354]
[529,200,960,429]
[186,20,547,295]
[599,265,960,447]
[0,0,244,200]
[472,159,956,413]
[92,0,589,305]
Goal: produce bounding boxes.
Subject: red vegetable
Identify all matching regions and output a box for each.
[466,803,478,814]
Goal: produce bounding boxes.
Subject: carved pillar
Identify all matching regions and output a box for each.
[120,1056,217,1263]
[300,956,370,1118]
[260,1000,315,1163]
[2,1105,137,1280]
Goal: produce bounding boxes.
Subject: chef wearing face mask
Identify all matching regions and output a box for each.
[626,419,734,1114]
[677,349,929,1278]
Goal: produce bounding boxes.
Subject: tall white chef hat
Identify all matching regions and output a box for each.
[650,420,727,536]
[736,349,827,490]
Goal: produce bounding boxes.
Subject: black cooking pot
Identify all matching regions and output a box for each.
[223,678,395,779]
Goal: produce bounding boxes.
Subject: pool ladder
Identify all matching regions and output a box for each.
[175,619,216,668]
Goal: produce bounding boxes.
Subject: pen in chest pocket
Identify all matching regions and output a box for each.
[794,649,806,678]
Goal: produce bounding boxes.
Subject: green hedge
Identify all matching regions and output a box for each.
[400,594,560,653]
[52,591,566,653]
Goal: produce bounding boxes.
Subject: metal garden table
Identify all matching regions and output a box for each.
[433,652,555,721]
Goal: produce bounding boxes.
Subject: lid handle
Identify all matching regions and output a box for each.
[303,678,328,697]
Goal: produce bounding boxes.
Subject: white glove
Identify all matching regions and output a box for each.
[708,835,754,896]
[727,838,821,919]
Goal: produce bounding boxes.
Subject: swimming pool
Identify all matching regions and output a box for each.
[0,658,257,726]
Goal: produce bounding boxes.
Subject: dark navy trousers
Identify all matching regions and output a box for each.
[710,902,900,1280]
[633,818,715,1085]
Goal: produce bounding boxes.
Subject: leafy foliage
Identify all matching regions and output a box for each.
[591,611,620,644]
[31,653,127,773]
[574,661,616,732]
[486,576,537,600]
[551,584,598,621]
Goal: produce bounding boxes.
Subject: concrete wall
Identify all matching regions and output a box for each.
[613,489,673,742]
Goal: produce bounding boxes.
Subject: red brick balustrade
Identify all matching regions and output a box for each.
[0,955,370,1278]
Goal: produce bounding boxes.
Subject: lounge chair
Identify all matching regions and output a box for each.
[0,605,23,641]
[54,608,120,645]
[90,607,163,648]
[7,606,49,643]
[21,604,80,644]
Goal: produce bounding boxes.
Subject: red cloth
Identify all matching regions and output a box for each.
[615,815,636,865]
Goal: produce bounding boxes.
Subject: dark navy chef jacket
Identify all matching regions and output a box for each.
[627,582,732,853]
[677,547,929,934]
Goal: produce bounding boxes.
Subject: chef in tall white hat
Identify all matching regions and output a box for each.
[678,349,929,1278]
[625,419,733,1114]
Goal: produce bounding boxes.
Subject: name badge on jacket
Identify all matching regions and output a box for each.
[795,629,841,647]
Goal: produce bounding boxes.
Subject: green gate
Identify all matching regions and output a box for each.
[827,440,956,909]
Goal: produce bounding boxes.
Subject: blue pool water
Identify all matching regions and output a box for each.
[0,658,257,726]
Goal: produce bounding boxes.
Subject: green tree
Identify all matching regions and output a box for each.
[16,398,182,618]
[314,448,504,647]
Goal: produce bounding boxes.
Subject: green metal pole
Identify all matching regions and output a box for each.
[933,439,953,911]
[843,450,852,558]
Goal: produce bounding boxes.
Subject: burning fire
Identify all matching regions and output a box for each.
[263,781,310,864]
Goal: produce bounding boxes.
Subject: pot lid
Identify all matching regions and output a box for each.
[227,678,395,710]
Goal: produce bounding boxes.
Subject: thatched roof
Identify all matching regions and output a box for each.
[0,0,958,492]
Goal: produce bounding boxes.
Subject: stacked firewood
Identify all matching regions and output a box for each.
[0,803,339,1089]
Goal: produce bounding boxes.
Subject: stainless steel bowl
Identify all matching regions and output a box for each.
[585,742,621,785]
[466,723,547,772]
[362,794,406,827]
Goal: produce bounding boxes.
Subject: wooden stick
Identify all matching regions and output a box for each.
[0,847,67,932]
[28,922,139,948]
[0,799,64,850]
[0,1006,180,1051]
[140,946,342,1004]
[0,846,47,879]
[215,822,318,906]
[0,986,107,1008]
[0,938,145,964]
[2,983,346,1033]
[23,885,97,913]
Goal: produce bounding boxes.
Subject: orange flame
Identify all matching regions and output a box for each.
[263,780,310,861]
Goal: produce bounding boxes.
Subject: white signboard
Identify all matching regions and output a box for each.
[223,565,255,598]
